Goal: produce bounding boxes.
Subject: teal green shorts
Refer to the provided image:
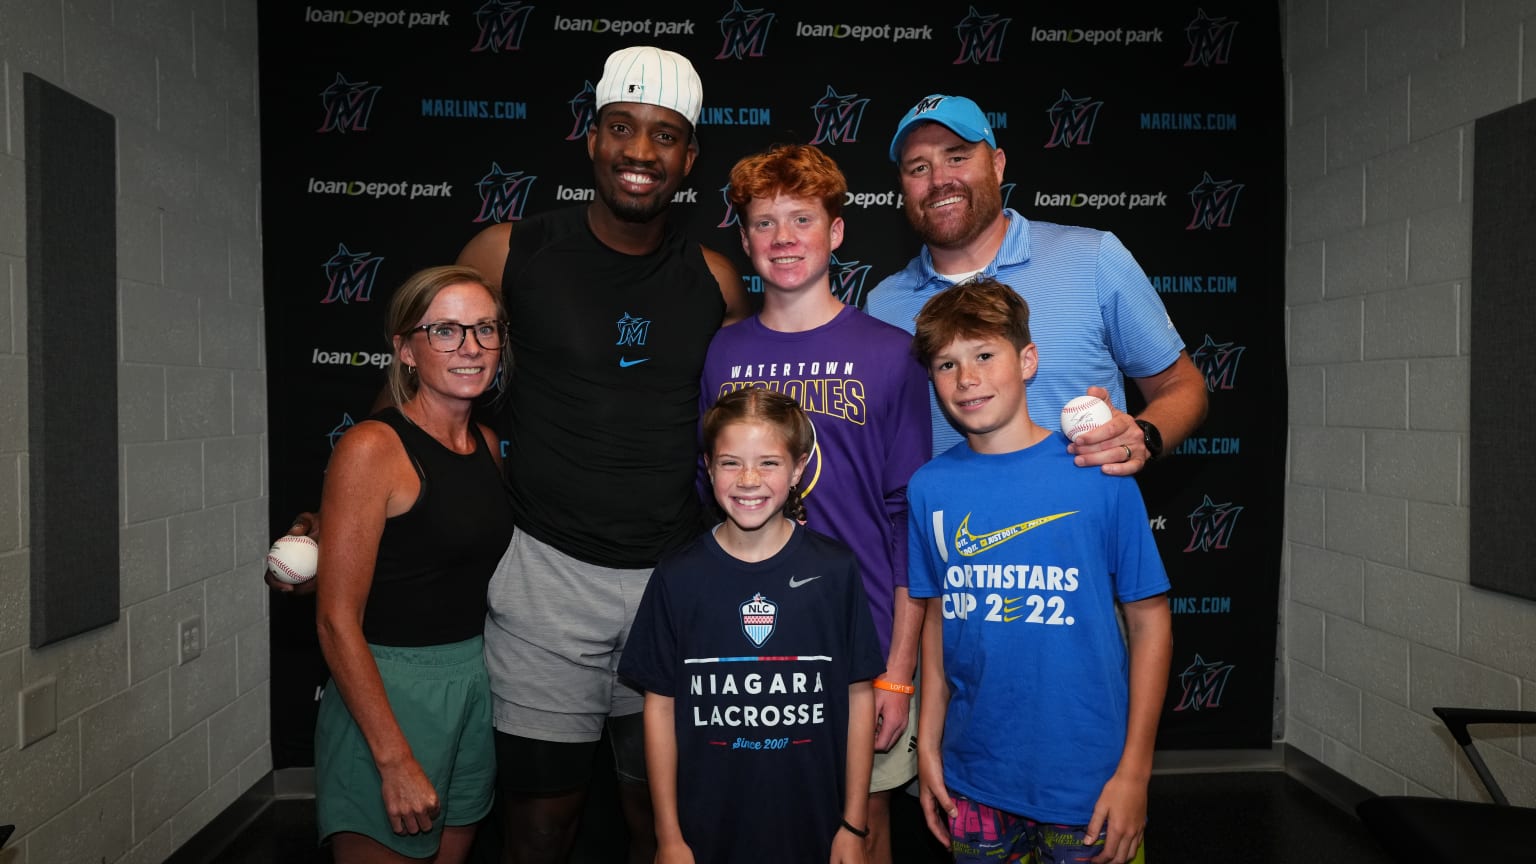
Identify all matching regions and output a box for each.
[315,636,495,857]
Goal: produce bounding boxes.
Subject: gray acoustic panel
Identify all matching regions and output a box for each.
[1469,98,1536,602]
[24,74,120,646]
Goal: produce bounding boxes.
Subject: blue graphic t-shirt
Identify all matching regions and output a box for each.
[907,434,1170,824]
[620,524,884,864]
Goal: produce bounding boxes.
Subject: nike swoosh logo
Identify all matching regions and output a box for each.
[788,575,821,588]
[619,357,649,367]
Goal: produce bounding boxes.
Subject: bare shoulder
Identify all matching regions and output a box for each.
[700,244,750,325]
[325,418,414,506]
[329,418,401,466]
[456,223,514,291]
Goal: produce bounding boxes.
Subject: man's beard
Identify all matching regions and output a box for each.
[908,180,1003,250]
[606,192,670,224]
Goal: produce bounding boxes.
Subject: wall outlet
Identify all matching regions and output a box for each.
[19,678,57,748]
[178,616,203,664]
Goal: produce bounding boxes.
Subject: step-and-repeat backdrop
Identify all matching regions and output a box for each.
[260,1,1284,767]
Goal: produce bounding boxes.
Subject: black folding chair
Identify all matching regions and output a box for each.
[1355,707,1536,863]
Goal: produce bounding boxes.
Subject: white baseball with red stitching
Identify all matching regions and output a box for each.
[1060,395,1112,442]
[267,535,319,584]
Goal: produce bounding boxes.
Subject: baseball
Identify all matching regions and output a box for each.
[1060,395,1113,442]
[266,535,319,585]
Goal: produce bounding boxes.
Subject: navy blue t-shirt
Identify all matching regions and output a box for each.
[620,523,884,864]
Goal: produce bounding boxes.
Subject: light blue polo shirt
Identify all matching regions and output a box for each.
[865,209,1186,456]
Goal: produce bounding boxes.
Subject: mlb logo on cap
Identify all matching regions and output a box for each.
[594,45,703,128]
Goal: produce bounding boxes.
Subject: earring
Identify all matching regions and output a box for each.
[406,365,416,374]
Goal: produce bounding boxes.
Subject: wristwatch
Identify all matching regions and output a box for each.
[1135,419,1164,460]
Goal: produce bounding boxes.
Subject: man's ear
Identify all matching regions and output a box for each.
[682,135,699,176]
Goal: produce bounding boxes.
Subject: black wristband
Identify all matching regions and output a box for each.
[1135,418,1164,460]
[840,817,869,838]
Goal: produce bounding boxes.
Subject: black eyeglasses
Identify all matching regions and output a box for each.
[407,320,507,352]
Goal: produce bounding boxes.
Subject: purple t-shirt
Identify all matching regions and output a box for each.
[700,306,932,657]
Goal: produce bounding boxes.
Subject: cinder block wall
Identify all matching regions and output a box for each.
[0,2,268,861]
[1284,1,1536,802]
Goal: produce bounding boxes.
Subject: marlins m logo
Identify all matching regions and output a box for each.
[1184,495,1242,552]
[716,183,742,229]
[472,0,533,53]
[321,243,384,304]
[566,81,597,141]
[830,254,873,307]
[810,86,869,146]
[616,312,650,348]
[1191,334,1245,391]
[1186,172,1244,230]
[953,6,1009,64]
[317,74,381,134]
[1185,8,1238,67]
[716,0,774,59]
[327,414,357,450]
[1174,654,1234,711]
[473,163,536,224]
[1044,89,1102,149]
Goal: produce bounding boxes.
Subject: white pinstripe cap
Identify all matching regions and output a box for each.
[593,45,703,127]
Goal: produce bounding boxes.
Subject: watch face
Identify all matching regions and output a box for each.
[1137,419,1163,458]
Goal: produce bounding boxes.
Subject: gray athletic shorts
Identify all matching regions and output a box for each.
[483,528,652,742]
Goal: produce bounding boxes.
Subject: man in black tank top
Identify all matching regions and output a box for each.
[456,46,750,864]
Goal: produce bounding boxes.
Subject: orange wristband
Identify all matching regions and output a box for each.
[872,678,915,694]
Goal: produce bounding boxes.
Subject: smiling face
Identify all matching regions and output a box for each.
[928,333,1038,453]
[587,102,697,224]
[708,419,808,538]
[739,193,844,297]
[896,122,1006,251]
[396,281,503,404]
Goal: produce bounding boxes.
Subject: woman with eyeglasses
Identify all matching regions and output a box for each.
[311,265,515,863]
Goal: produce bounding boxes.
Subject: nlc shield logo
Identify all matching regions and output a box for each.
[740,593,777,647]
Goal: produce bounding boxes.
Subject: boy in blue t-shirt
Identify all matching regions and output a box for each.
[905,278,1173,864]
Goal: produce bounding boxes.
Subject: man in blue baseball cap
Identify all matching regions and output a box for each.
[869,94,1203,864]
[868,93,1207,474]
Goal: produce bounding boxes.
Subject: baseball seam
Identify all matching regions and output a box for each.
[268,557,306,581]
[269,537,317,582]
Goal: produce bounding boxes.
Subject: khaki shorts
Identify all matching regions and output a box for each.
[315,637,494,857]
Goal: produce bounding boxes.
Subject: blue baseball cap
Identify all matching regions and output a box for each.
[889,94,996,162]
